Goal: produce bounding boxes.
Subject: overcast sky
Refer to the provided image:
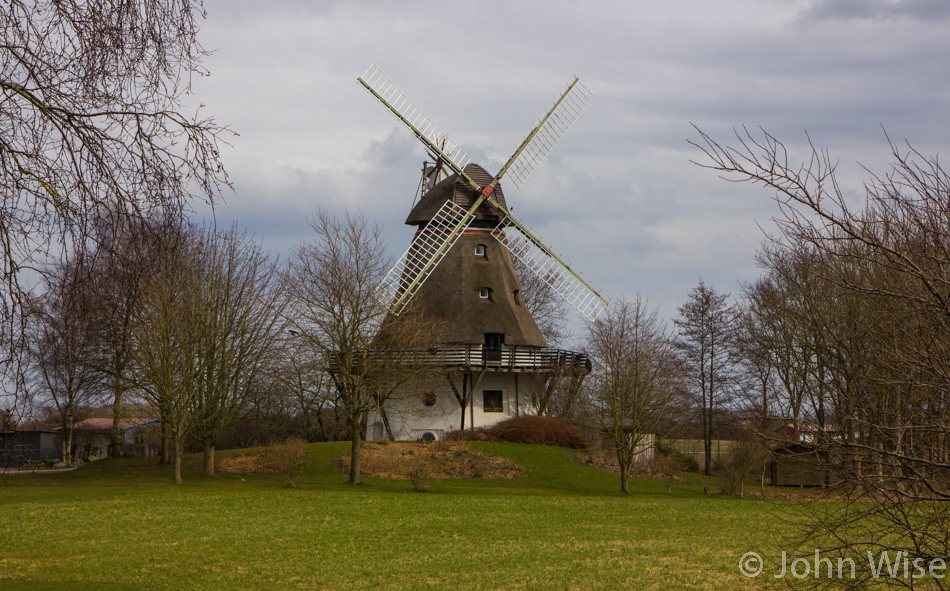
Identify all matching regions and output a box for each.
[188,0,950,329]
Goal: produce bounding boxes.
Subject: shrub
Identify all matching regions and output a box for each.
[470,416,589,449]
[273,438,307,488]
[648,452,684,478]
[717,438,771,497]
[654,441,700,473]
[444,428,491,442]
[408,456,433,492]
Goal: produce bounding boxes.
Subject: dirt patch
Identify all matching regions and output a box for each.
[219,449,289,475]
[337,441,524,480]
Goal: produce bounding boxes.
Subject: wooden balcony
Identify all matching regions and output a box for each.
[330,345,591,374]
[427,345,591,373]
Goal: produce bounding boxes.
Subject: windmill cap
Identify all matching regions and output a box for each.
[405,163,507,226]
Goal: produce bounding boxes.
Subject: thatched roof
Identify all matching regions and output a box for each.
[403,231,546,347]
[405,163,508,226]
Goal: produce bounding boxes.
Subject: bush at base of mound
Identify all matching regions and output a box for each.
[446,416,589,449]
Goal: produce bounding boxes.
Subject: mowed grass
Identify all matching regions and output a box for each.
[0,442,784,590]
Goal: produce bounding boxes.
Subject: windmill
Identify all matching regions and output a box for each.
[357,64,604,441]
[359,64,607,322]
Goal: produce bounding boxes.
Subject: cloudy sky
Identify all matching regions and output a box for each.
[188,0,950,328]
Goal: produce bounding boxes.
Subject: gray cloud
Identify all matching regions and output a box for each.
[799,0,950,22]
[191,0,950,319]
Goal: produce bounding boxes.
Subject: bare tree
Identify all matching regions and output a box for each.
[513,259,570,346]
[512,261,584,420]
[0,408,13,431]
[275,334,339,443]
[130,222,285,482]
[187,225,287,477]
[85,210,172,457]
[525,364,589,420]
[584,296,680,493]
[283,209,440,485]
[674,281,739,476]
[27,255,106,465]
[734,298,779,430]
[694,126,950,589]
[128,222,198,484]
[0,1,228,421]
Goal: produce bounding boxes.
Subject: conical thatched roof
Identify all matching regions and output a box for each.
[404,231,546,347]
[398,163,544,348]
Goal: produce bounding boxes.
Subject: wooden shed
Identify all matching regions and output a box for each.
[769,443,829,487]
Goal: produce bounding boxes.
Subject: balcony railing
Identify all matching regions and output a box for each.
[330,345,591,374]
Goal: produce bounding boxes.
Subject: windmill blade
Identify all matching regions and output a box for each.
[495,78,595,190]
[492,211,607,322]
[358,64,472,177]
[378,198,480,314]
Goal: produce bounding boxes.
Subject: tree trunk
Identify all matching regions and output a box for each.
[172,438,182,485]
[61,407,74,466]
[109,381,125,457]
[202,442,215,477]
[61,424,73,466]
[379,406,394,441]
[704,436,712,476]
[349,413,362,485]
[616,443,631,493]
[158,420,169,464]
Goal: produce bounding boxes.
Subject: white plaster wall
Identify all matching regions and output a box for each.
[366,372,535,441]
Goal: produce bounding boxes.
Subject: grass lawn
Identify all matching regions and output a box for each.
[0,442,786,590]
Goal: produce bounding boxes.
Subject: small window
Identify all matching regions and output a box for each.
[423,392,437,407]
[475,244,487,258]
[479,287,492,301]
[483,390,504,413]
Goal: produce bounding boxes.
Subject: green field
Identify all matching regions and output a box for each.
[0,442,783,590]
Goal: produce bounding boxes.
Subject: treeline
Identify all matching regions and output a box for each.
[691,127,950,588]
[17,210,338,483]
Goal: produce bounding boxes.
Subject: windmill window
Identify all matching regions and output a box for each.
[483,390,504,413]
[479,287,492,301]
[475,244,487,258]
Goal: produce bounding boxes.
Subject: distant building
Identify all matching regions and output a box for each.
[55,418,161,461]
[0,431,61,467]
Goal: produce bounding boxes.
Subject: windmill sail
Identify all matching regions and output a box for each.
[498,78,595,189]
[358,64,472,177]
[492,212,607,322]
[378,198,476,314]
